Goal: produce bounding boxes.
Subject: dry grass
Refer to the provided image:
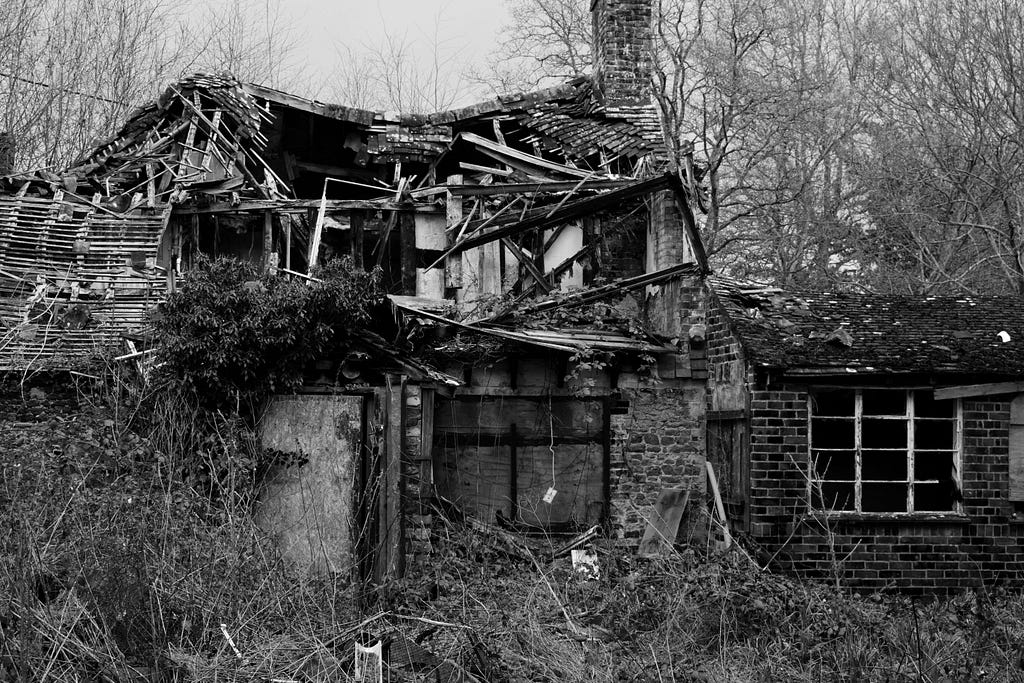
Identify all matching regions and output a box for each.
[2,379,1024,681]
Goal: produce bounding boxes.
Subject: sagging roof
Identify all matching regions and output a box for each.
[714,278,1024,377]
[0,71,701,370]
[390,263,702,355]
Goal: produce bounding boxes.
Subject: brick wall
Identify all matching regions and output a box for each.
[647,190,692,272]
[608,382,706,542]
[591,0,653,106]
[745,386,1024,594]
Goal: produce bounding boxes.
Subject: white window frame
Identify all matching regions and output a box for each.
[807,388,963,514]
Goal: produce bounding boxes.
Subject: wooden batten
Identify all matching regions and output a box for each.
[1009,394,1024,502]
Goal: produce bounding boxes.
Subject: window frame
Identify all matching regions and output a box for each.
[807,388,963,515]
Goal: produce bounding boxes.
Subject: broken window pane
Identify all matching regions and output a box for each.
[862,418,907,449]
[863,390,907,416]
[811,389,854,416]
[914,483,955,511]
[811,418,855,449]
[809,388,960,514]
[914,420,954,450]
[915,451,954,481]
[862,450,907,481]
[812,450,855,480]
[862,483,908,512]
[915,390,956,418]
[819,482,855,511]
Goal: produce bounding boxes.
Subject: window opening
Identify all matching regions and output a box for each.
[809,389,960,513]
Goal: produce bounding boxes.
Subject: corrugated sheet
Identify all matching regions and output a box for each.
[0,195,167,369]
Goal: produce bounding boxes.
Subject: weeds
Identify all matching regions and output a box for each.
[3,381,1024,681]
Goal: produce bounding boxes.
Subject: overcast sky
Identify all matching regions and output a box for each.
[285,0,511,104]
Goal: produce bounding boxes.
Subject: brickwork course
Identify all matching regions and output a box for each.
[704,277,1024,593]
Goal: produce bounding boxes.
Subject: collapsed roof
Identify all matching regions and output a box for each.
[0,72,705,371]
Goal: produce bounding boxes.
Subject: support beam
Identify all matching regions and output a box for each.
[934,382,1024,400]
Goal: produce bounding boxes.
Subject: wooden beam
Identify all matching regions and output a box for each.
[263,210,273,272]
[283,214,292,269]
[459,162,514,177]
[293,159,378,180]
[934,382,1024,400]
[400,211,416,294]
[172,199,439,215]
[1010,395,1024,502]
[351,209,364,268]
[436,174,675,260]
[434,178,634,197]
[501,237,551,293]
[458,132,590,179]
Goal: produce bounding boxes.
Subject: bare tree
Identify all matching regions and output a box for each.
[472,0,592,93]
[0,0,192,170]
[324,11,465,114]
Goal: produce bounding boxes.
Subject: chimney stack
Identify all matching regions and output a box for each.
[590,0,653,107]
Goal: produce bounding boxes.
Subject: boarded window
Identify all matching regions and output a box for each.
[434,396,607,530]
[809,389,961,513]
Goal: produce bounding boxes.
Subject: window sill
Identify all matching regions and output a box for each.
[813,512,971,525]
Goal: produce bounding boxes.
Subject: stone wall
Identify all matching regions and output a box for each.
[608,381,706,542]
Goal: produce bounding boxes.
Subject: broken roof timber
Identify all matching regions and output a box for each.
[457,132,592,180]
[439,178,635,196]
[437,174,676,259]
[246,83,378,126]
[172,198,442,215]
[517,262,704,316]
[935,382,1024,400]
[389,294,674,354]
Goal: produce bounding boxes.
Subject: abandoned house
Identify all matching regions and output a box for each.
[5,0,1024,595]
[704,279,1024,592]
[0,0,713,583]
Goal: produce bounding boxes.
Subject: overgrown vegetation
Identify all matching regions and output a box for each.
[156,256,382,412]
[142,257,382,501]
[3,256,1023,680]
[4,386,1024,681]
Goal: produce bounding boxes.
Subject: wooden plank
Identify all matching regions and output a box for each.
[351,209,364,268]
[935,382,1024,401]
[458,132,590,179]
[459,162,514,177]
[501,237,551,292]
[443,174,674,257]
[172,199,438,215]
[418,178,634,197]
[1010,396,1024,502]
[400,211,416,294]
[638,489,690,557]
[307,184,327,271]
[283,214,292,270]
[263,210,274,272]
[419,387,435,495]
[377,376,405,582]
[706,461,732,550]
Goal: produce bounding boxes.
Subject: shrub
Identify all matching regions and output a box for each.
[155,256,382,413]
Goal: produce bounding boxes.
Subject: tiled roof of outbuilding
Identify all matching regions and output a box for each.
[712,278,1024,377]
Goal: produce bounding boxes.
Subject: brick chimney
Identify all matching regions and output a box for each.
[590,0,653,107]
